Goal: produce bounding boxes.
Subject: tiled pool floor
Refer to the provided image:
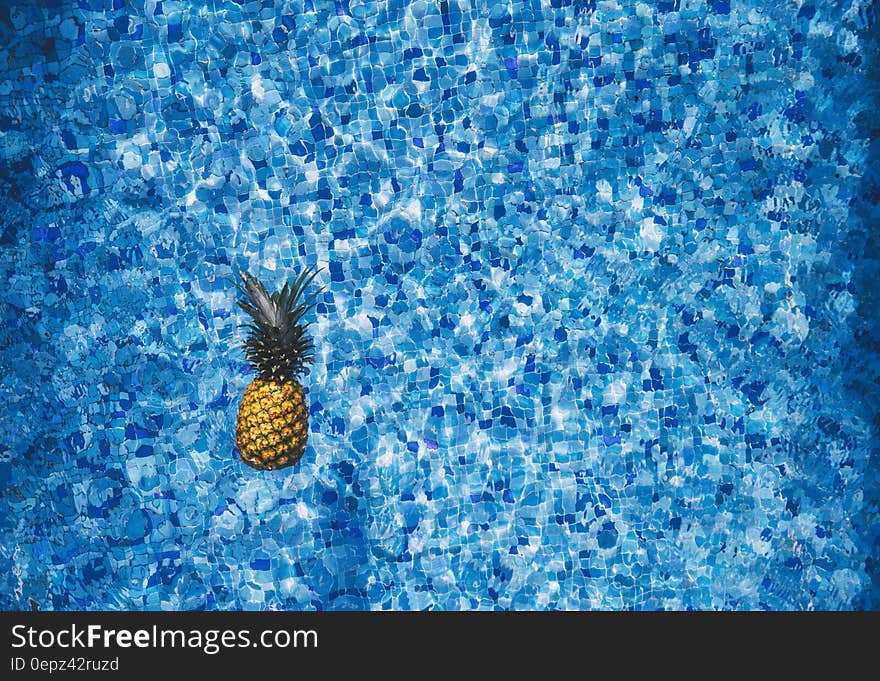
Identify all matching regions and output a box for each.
[0,1,878,610]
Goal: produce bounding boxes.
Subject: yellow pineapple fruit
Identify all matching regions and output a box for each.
[234,268,321,470]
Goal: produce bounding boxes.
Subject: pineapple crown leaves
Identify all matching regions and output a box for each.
[233,267,324,378]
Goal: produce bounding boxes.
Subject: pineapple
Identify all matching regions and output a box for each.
[234,268,321,470]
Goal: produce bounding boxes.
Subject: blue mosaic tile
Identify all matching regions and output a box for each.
[0,0,878,611]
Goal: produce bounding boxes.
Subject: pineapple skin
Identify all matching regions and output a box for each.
[235,378,308,470]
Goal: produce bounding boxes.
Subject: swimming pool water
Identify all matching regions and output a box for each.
[1,0,878,610]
